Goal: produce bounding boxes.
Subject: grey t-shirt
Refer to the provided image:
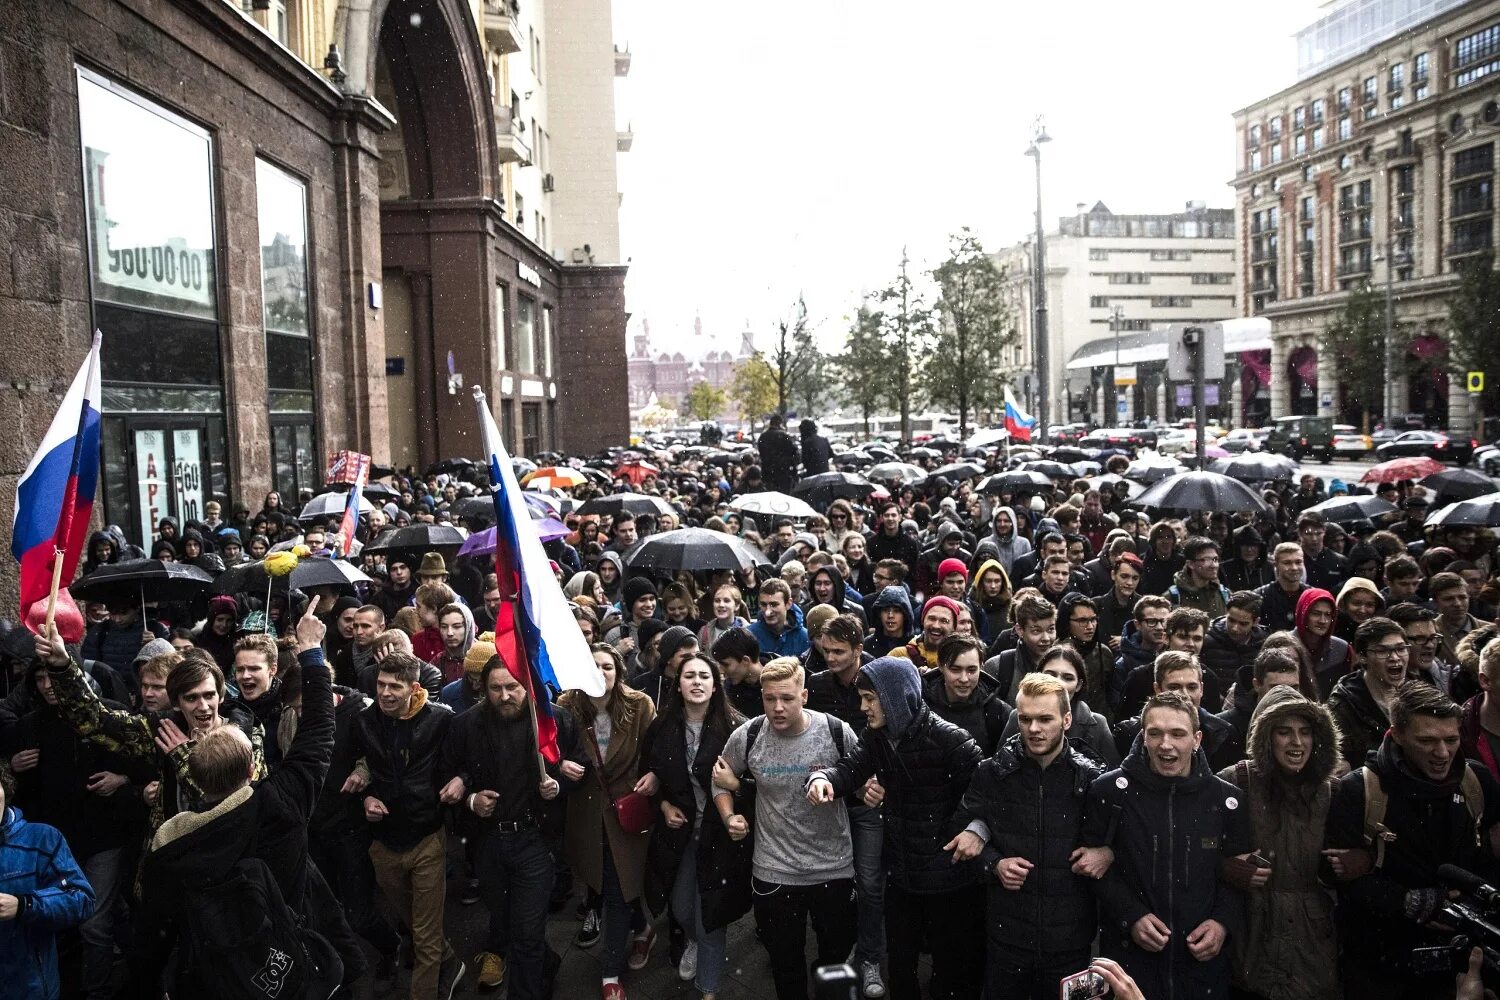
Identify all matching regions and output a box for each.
[718,710,856,886]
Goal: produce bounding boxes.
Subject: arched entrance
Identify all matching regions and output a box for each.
[1407,334,1449,426]
[1287,346,1318,416]
[1241,349,1271,426]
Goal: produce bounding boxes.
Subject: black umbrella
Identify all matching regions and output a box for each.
[425,457,477,478]
[297,491,376,523]
[576,494,678,519]
[1022,460,1080,480]
[290,557,372,597]
[620,528,772,574]
[792,472,874,507]
[1305,494,1399,523]
[929,461,985,482]
[1049,447,1097,465]
[832,451,873,469]
[1426,493,1500,527]
[1124,457,1185,485]
[453,495,498,523]
[1131,471,1269,513]
[71,560,216,606]
[315,480,400,502]
[1421,468,1497,501]
[979,470,1053,496]
[868,462,927,485]
[1211,452,1299,483]
[362,524,466,554]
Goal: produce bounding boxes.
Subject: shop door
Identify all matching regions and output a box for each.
[101,416,221,547]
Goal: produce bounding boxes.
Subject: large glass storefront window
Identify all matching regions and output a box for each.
[256,158,318,500]
[78,66,228,545]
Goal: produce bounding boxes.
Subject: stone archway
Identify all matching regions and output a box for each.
[1406,334,1449,426]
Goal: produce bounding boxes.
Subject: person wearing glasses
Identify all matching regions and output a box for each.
[1387,602,1454,696]
[1059,594,1117,727]
[1327,617,1411,770]
[1169,537,1232,620]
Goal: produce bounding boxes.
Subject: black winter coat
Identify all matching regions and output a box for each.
[1325,669,1389,770]
[1084,744,1251,1000]
[442,699,583,842]
[956,736,1104,955]
[642,712,753,931]
[757,427,799,492]
[921,668,1010,756]
[310,685,369,837]
[1113,707,1240,772]
[1324,735,1500,977]
[353,694,454,851]
[81,619,168,682]
[1255,581,1307,633]
[816,704,982,894]
[799,430,832,476]
[1200,616,1266,692]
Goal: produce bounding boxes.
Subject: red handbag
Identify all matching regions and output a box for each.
[586,725,654,835]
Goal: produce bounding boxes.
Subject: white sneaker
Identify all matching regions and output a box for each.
[860,962,886,998]
[678,940,698,981]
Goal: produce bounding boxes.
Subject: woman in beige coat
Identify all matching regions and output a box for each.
[560,643,658,1000]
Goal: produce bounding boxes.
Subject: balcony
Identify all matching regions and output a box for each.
[617,124,634,152]
[1299,240,1314,254]
[494,105,532,164]
[614,45,631,77]
[483,0,524,54]
[1336,261,1372,278]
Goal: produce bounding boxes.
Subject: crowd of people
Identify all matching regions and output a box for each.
[6,414,1500,1000]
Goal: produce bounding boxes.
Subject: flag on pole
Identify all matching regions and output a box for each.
[474,387,603,761]
[12,332,103,619]
[1003,386,1036,443]
[335,452,371,556]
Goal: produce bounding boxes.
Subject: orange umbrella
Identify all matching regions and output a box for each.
[614,460,659,486]
[522,466,586,490]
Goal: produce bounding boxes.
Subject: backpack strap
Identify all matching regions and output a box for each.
[825,712,846,758]
[743,716,766,770]
[1461,763,1485,848]
[1363,767,1397,870]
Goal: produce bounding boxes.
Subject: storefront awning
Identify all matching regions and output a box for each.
[1066,317,1273,370]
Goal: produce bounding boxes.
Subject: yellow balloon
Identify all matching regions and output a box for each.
[264,551,299,578]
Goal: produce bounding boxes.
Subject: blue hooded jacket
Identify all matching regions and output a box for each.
[748,601,810,658]
[0,807,95,1000]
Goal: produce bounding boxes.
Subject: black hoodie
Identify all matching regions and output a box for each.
[802,565,867,627]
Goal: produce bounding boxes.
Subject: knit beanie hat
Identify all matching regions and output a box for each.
[465,631,499,677]
[133,637,176,665]
[657,625,696,670]
[623,576,658,609]
[636,616,671,650]
[921,595,964,624]
[937,557,969,582]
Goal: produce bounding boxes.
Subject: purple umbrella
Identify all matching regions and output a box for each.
[459,515,570,557]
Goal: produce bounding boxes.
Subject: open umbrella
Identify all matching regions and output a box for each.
[620,528,772,574]
[523,467,587,490]
[71,560,216,606]
[729,492,818,519]
[1049,447,1096,465]
[1212,453,1299,483]
[964,427,1009,449]
[1421,468,1497,501]
[868,462,927,485]
[980,470,1053,496]
[511,457,538,479]
[906,447,941,460]
[1305,494,1399,523]
[1125,453,1185,485]
[1361,456,1445,484]
[1022,460,1080,480]
[1087,473,1146,500]
[792,472,874,507]
[577,494,677,519]
[297,491,375,523]
[832,451,873,469]
[289,557,371,598]
[459,515,570,557]
[425,457,476,478]
[1426,493,1500,527]
[315,480,400,503]
[929,461,986,482]
[362,524,466,554]
[614,460,660,486]
[1131,471,1269,513]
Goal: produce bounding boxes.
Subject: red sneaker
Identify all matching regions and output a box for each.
[602,983,626,1000]
[626,924,657,971]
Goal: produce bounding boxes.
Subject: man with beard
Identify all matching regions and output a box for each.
[1325,681,1500,999]
[1328,617,1412,770]
[946,672,1111,999]
[905,596,960,670]
[867,502,920,571]
[440,650,582,997]
[1085,691,1252,1000]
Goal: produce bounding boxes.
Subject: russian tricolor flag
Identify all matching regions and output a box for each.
[1004,385,1036,443]
[474,387,603,761]
[336,452,371,557]
[12,332,103,620]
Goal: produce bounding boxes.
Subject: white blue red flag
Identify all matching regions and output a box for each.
[474,387,603,761]
[336,452,371,556]
[1004,386,1036,443]
[12,332,103,619]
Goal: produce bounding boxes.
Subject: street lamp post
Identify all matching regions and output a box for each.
[1375,237,1409,428]
[1111,304,1123,423]
[1025,119,1051,441]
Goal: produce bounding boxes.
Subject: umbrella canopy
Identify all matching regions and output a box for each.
[1021,460,1080,480]
[71,560,216,606]
[425,457,476,478]
[511,457,538,479]
[289,557,371,597]
[906,447,941,460]
[459,515,570,557]
[832,451,873,469]
[1125,453,1185,485]
[315,480,400,502]
[576,494,677,519]
[620,528,772,574]
[1086,473,1146,500]
[522,466,587,490]
[1304,494,1399,523]
[614,460,660,486]
[1131,471,1270,513]
[1049,447,1096,465]
[1421,468,1497,501]
[729,492,818,519]
[362,524,466,554]
[297,491,375,523]
[929,461,986,482]
[1211,452,1299,483]
[792,472,874,507]
[1426,493,1500,527]
[980,470,1053,496]
[868,462,927,485]
[964,427,1009,449]
[453,496,498,523]
[1203,445,1231,459]
[1361,456,1445,484]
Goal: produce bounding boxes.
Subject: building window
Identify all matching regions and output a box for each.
[78,66,230,543]
[1088,248,1109,261]
[1191,273,1234,285]
[256,158,316,500]
[1312,127,1325,150]
[1311,98,1325,123]
[1149,249,1192,261]
[1107,272,1150,285]
[542,305,554,378]
[1337,116,1351,141]
[1450,143,1495,260]
[1249,123,1262,145]
[1250,149,1262,171]
[1456,23,1500,86]
[1389,62,1405,93]
[1390,92,1405,111]
[516,294,536,373]
[1337,87,1351,111]
[1294,105,1306,129]
[494,283,508,370]
[1271,142,1284,164]
[1089,296,1111,307]
[1150,296,1193,308]
[1294,133,1307,156]
[521,402,542,456]
[1303,164,1315,182]
[1268,116,1282,140]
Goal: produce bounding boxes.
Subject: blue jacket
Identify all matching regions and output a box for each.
[0,807,95,1000]
[747,602,810,659]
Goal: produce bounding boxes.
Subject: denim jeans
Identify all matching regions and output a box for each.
[752,877,857,1000]
[599,845,634,978]
[849,803,886,964]
[670,833,726,994]
[475,826,555,1000]
[79,848,125,1000]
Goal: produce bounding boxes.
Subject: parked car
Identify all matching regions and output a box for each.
[1332,424,1374,457]
[1265,415,1335,463]
[1157,428,1197,456]
[1079,426,1158,451]
[1475,443,1500,476]
[1374,430,1476,465]
[1049,422,1088,445]
[1218,427,1269,453]
[1371,413,1427,448]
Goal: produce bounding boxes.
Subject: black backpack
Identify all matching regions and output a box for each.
[175,856,342,1000]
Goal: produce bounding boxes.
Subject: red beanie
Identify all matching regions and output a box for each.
[937,558,969,582]
[921,595,963,622]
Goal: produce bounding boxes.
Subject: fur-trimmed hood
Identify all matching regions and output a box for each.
[1246,683,1340,784]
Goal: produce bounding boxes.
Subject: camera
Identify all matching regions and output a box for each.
[1410,865,1500,981]
[1059,969,1112,1000]
[813,963,859,1000]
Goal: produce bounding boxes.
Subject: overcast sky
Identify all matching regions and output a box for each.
[611,0,1330,353]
